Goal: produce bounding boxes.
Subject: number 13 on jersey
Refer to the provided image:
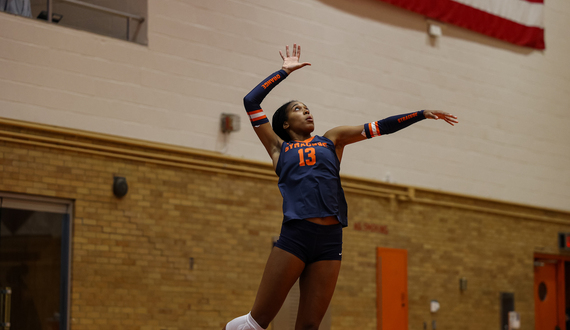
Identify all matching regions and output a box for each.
[298,147,316,166]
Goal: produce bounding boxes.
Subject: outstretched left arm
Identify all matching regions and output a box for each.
[324,110,458,161]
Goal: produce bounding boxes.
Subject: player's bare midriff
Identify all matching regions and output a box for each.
[306,216,339,226]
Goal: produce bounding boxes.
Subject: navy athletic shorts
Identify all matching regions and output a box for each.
[274,219,343,264]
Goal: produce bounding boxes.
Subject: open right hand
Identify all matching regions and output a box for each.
[280,44,311,74]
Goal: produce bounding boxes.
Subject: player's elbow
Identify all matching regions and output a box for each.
[243,95,258,110]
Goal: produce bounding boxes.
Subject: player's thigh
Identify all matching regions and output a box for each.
[295,260,341,330]
[251,246,305,328]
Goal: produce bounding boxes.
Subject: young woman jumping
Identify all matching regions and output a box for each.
[224,44,458,330]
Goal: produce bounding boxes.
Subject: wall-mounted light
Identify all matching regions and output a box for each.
[428,23,442,37]
[426,19,444,38]
[113,176,128,198]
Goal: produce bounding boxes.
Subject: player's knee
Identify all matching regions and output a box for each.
[297,323,320,330]
[225,312,265,330]
[296,318,323,330]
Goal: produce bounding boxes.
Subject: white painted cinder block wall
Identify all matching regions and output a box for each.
[1,0,569,211]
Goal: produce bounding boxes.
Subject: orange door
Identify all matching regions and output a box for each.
[377,247,408,330]
[534,260,558,330]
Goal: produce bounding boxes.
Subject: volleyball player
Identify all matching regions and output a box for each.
[224,44,457,330]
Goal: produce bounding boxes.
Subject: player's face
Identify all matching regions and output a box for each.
[284,101,314,134]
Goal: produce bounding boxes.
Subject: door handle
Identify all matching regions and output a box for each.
[0,287,11,330]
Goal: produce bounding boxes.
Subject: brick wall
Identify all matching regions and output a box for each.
[1,119,570,330]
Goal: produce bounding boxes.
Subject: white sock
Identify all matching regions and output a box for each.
[225,312,264,330]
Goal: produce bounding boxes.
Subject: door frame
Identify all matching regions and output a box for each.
[534,253,570,330]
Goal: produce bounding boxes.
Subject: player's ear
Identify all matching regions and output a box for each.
[283,121,289,130]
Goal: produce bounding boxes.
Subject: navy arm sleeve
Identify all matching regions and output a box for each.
[363,111,425,138]
[243,70,288,126]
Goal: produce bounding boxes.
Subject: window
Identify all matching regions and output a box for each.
[2,0,147,44]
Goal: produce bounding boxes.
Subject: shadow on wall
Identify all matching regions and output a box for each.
[316,0,535,55]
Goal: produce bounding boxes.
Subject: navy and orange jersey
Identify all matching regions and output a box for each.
[363,110,426,138]
[276,135,348,227]
[243,70,288,126]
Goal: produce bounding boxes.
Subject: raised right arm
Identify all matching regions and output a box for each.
[243,44,311,168]
[243,70,289,167]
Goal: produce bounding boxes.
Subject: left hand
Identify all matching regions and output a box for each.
[423,110,458,126]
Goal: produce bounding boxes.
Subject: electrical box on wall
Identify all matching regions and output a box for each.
[559,233,570,250]
[508,311,520,329]
[220,113,240,133]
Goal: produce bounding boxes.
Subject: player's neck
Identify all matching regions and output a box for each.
[289,132,312,142]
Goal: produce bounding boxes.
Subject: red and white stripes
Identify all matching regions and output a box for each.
[377,0,545,49]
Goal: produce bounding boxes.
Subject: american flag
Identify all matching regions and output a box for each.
[377,0,545,49]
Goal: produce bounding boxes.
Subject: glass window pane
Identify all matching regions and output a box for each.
[26,0,147,44]
[0,0,33,18]
[0,207,65,330]
[52,0,147,44]
[30,0,48,19]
